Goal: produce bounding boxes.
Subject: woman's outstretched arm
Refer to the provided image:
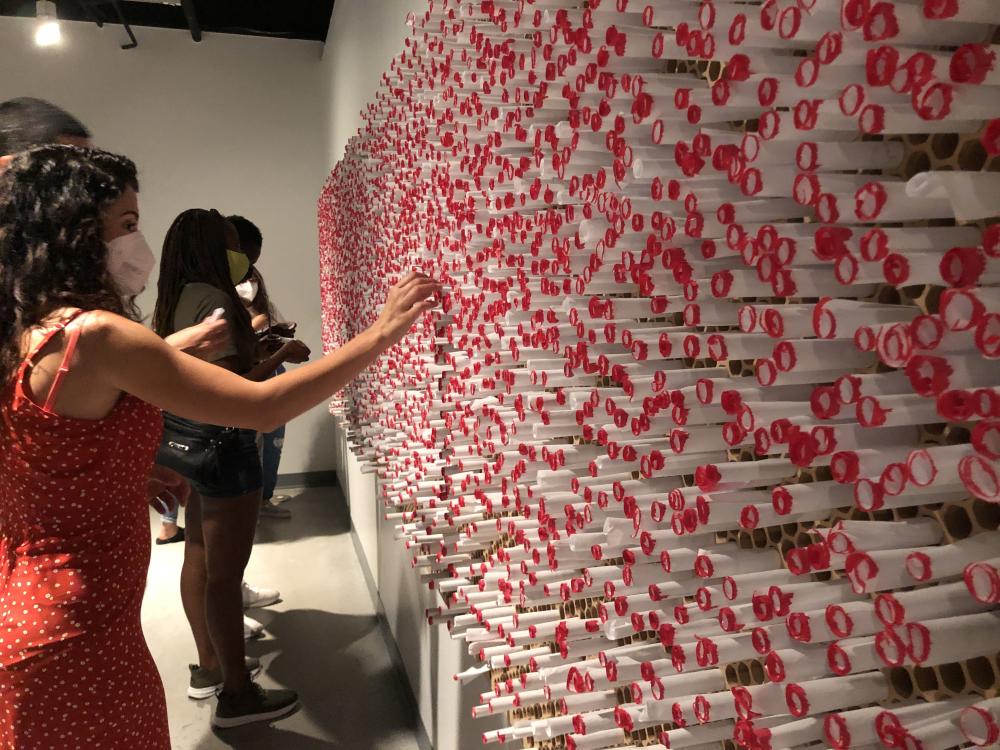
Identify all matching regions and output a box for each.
[91,272,438,432]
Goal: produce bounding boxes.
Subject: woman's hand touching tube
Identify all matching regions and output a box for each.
[372,271,441,345]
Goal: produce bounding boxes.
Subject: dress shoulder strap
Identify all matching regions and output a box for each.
[13,310,89,413]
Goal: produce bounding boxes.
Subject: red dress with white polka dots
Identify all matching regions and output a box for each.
[0,313,170,749]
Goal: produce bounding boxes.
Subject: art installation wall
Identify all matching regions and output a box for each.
[318,0,1000,748]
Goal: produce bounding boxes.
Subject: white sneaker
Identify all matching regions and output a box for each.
[271,494,293,505]
[242,581,280,609]
[243,615,265,640]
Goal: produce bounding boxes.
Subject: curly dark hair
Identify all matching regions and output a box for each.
[0,144,140,386]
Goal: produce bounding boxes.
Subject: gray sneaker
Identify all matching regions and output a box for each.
[259,500,291,519]
[188,657,262,700]
[212,681,299,728]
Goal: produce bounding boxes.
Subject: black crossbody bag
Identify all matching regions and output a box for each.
[155,413,242,487]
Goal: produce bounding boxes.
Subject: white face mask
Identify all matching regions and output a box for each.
[106,231,156,297]
[235,277,259,304]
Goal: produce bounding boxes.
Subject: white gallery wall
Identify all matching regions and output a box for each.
[0,17,331,475]
[320,0,427,165]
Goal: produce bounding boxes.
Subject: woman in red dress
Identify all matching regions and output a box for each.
[0,145,439,746]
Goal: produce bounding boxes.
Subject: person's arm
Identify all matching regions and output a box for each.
[148,464,191,513]
[163,316,230,360]
[244,339,310,381]
[92,273,437,432]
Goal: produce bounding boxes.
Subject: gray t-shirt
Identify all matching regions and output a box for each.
[172,282,242,366]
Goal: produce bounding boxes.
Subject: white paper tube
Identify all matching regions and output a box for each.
[855,179,958,222]
[772,480,855,516]
[904,532,1000,584]
[669,689,738,726]
[904,611,1000,666]
[640,670,728,714]
[827,518,943,555]
[951,43,1000,85]
[906,444,975,488]
[788,601,882,644]
[826,634,885,676]
[784,672,889,718]
[900,716,967,750]
[965,561,1000,604]
[762,714,830,749]
[856,393,940,428]
[875,579,997,628]
[875,699,979,746]
[830,444,922,484]
[694,547,784,579]
[931,0,1000,23]
[846,546,936,595]
[766,644,831,683]
[812,299,920,341]
[659,720,734,749]
[798,140,906,172]
[863,2,986,44]
[859,101,985,135]
[564,728,626,750]
[960,697,1000,746]
[906,171,1000,222]
[825,703,897,749]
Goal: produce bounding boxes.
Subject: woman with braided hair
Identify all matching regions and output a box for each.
[152,208,311,711]
[0,144,439,744]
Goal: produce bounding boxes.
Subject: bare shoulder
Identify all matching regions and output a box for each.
[74,310,155,352]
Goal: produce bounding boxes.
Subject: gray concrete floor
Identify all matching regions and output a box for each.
[141,486,423,750]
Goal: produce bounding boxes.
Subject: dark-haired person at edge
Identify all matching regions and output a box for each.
[230,214,304,519]
[0,145,439,743]
[0,97,231,535]
[0,96,91,154]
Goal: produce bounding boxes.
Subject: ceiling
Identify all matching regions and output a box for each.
[0,0,336,45]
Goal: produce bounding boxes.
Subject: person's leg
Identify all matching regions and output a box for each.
[157,505,182,542]
[260,364,291,516]
[261,364,286,504]
[179,489,217,671]
[201,490,261,693]
[261,421,285,504]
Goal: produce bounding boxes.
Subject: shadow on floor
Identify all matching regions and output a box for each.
[194,608,418,750]
[251,486,351,546]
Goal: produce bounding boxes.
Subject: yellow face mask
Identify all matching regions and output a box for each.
[227,249,250,285]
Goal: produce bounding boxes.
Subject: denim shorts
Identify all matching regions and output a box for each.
[156,414,262,498]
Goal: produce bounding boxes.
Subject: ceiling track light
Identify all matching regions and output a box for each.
[34,0,62,47]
